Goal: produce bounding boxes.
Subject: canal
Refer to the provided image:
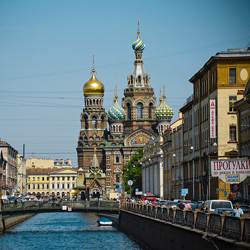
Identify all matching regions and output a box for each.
[0,212,148,250]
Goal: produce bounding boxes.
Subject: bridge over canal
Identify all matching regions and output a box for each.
[1,200,120,216]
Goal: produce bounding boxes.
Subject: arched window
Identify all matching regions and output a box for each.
[149,103,153,119]
[127,103,131,120]
[138,76,141,84]
[119,125,121,132]
[92,116,97,129]
[84,116,88,129]
[137,103,143,119]
[93,99,95,105]
[101,116,105,129]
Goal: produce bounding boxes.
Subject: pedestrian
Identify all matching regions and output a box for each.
[21,197,25,208]
[14,198,18,208]
[234,203,243,217]
[184,201,192,210]
[39,197,43,207]
[200,203,208,212]
[178,200,185,210]
[1,199,3,211]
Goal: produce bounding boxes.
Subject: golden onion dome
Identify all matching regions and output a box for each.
[71,188,78,196]
[83,69,105,95]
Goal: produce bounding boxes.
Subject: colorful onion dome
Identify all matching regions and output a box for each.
[108,95,125,120]
[132,21,145,51]
[155,90,174,120]
[83,69,105,95]
[132,38,145,51]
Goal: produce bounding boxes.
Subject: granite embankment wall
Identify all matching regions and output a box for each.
[0,213,35,233]
[119,203,250,250]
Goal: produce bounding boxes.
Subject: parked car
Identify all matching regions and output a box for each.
[164,201,178,208]
[214,208,234,215]
[205,200,233,212]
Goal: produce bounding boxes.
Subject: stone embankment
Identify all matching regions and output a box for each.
[120,202,250,250]
[0,213,35,233]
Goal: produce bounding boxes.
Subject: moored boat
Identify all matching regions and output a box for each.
[97,217,113,226]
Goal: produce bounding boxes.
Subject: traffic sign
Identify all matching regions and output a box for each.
[224,191,227,197]
[117,188,121,194]
[128,180,133,186]
[181,189,188,195]
[135,188,139,192]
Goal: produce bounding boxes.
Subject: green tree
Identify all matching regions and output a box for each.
[122,148,143,196]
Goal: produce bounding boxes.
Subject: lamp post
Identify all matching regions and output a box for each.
[190,146,194,201]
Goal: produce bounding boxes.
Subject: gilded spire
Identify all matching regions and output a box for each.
[114,85,118,103]
[159,88,162,105]
[92,55,95,71]
[163,85,166,103]
[137,21,140,39]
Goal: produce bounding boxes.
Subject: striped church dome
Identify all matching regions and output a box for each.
[108,97,125,120]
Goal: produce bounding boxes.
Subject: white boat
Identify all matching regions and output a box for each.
[97,217,113,226]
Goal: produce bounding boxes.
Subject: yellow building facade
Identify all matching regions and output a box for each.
[180,47,250,200]
[26,168,77,197]
[161,115,183,200]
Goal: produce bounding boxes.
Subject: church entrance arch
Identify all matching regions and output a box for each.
[81,191,86,201]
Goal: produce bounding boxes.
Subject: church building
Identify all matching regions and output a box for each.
[76,24,174,199]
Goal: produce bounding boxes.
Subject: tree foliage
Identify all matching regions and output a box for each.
[122,148,143,195]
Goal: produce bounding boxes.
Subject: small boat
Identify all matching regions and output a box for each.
[97,217,113,226]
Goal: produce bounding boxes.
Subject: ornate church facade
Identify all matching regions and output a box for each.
[76,24,174,199]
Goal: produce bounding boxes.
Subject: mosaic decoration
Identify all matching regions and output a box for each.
[129,134,149,146]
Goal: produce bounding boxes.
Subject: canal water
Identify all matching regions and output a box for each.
[0,212,148,250]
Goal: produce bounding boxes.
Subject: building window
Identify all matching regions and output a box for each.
[52,184,54,189]
[116,175,120,183]
[149,103,153,119]
[67,184,70,188]
[230,125,237,141]
[127,103,131,119]
[229,96,237,112]
[62,184,65,189]
[229,68,236,84]
[116,156,120,163]
[62,177,65,181]
[137,103,143,119]
[67,177,70,181]
[28,177,30,181]
[42,184,44,189]
[33,177,35,181]
[37,177,40,181]
[57,177,60,181]
[92,116,97,128]
[37,184,40,190]
[52,177,55,181]
[28,184,30,189]
[42,177,44,181]
[46,184,49,189]
[72,184,75,188]
[47,177,49,181]
[72,177,75,181]
[33,184,35,189]
[57,184,60,189]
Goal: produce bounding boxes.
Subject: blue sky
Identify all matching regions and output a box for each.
[1,0,250,167]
